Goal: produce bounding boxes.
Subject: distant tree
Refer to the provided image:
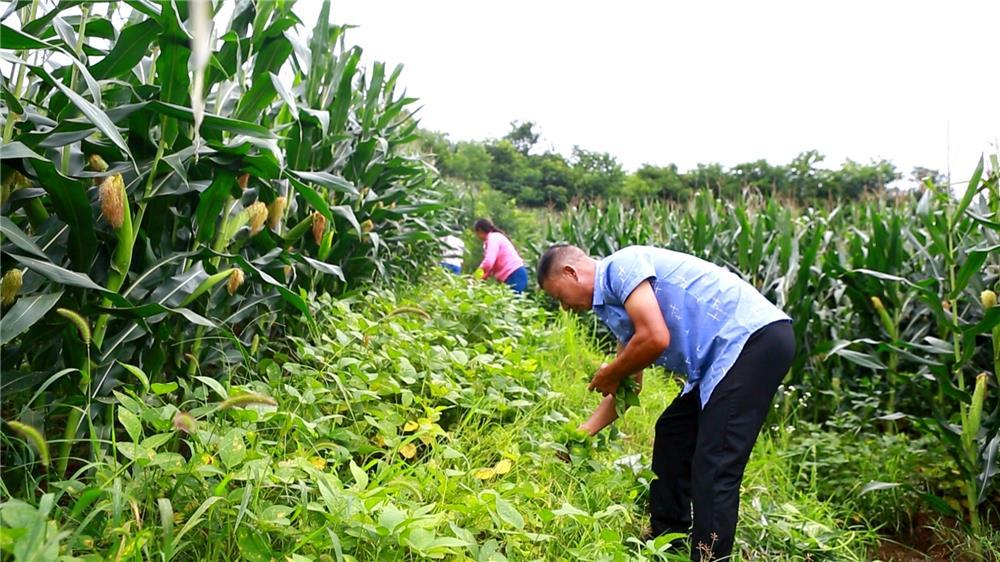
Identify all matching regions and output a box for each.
[911,166,947,187]
[788,150,825,200]
[449,142,493,184]
[504,121,540,155]
[625,164,690,201]
[571,146,625,200]
[684,162,731,197]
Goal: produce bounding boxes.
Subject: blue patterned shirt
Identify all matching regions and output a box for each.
[592,246,790,407]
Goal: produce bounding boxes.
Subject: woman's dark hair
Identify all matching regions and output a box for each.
[473,218,506,236]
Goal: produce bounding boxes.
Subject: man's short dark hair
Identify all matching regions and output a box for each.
[537,244,580,288]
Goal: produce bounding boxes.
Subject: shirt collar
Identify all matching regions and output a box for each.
[592,257,609,308]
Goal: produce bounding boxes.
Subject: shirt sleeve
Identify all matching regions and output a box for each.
[606,252,657,305]
[479,233,500,277]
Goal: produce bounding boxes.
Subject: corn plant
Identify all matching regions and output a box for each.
[536,157,1000,529]
[0,0,447,493]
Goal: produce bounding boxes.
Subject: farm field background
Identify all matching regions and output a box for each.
[1,1,998,561]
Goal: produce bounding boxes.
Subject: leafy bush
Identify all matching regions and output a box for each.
[0,271,682,561]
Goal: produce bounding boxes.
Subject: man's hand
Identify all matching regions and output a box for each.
[588,363,620,396]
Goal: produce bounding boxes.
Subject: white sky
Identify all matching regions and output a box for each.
[294,0,999,183]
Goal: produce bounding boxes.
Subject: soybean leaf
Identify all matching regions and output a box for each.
[494,498,524,530]
[0,291,63,345]
[118,362,150,392]
[0,216,49,260]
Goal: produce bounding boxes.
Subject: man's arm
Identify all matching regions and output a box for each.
[588,280,669,395]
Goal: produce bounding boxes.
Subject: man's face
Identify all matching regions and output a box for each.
[541,266,593,311]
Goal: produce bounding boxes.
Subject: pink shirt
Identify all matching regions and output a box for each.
[479,232,525,282]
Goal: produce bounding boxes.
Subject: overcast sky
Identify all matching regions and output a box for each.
[293,0,998,184]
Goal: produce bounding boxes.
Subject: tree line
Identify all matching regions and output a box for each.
[420,121,944,208]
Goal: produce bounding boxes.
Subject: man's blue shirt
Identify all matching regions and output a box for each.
[592,246,791,407]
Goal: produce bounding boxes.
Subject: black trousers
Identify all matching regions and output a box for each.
[649,320,795,561]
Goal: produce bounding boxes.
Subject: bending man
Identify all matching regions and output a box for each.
[537,244,794,561]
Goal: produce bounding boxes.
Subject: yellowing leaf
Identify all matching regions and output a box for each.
[309,457,327,470]
[403,421,419,432]
[400,443,417,459]
[494,459,513,475]
[474,468,496,480]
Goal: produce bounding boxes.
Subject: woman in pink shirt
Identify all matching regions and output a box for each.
[474,219,528,293]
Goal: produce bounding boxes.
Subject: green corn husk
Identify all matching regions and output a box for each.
[181,268,238,306]
[284,214,315,244]
[2,269,23,307]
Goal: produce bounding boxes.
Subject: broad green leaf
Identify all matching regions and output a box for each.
[951,243,1000,298]
[141,433,173,450]
[148,101,278,138]
[91,18,161,79]
[156,0,192,145]
[953,155,984,225]
[290,170,359,196]
[494,497,524,530]
[9,254,104,292]
[118,362,150,392]
[219,428,246,468]
[269,71,298,119]
[285,174,332,220]
[151,382,178,395]
[27,65,134,163]
[194,376,228,400]
[236,527,272,562]
[119,407,142,443]
[0,291,63,345]
[29,159,97,269]
[331,205,362,235]
[349,460,368,490]
[195,169,236,242]
[0,24,57,49]
[0,141,46,162]
[0,216,49,259]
